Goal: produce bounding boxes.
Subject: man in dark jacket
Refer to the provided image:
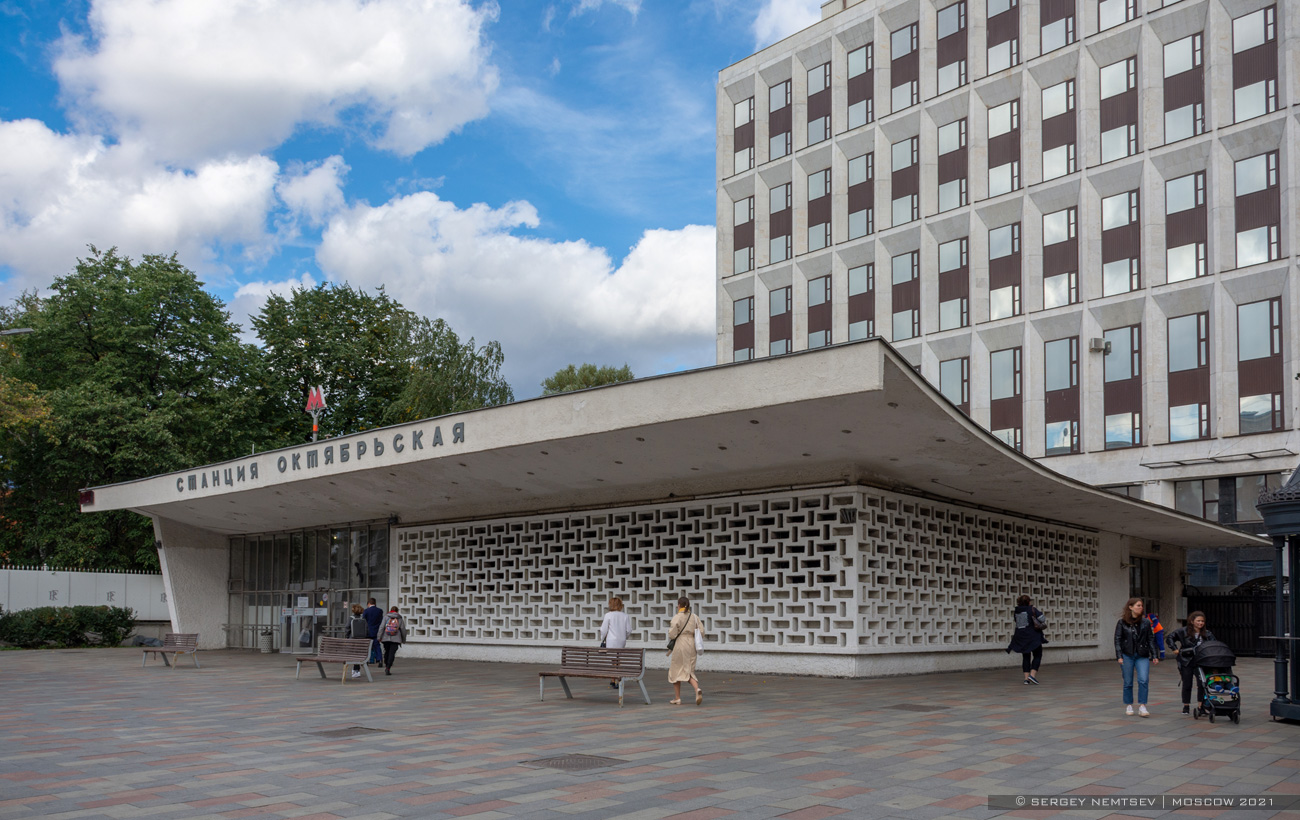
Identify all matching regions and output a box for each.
[363,598,384,665]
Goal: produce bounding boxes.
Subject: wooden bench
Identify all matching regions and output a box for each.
[141,633,200,670]
[539,647,650,707]
[295,637,374,684]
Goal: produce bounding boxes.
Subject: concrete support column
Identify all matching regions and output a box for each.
[154,517,230,650]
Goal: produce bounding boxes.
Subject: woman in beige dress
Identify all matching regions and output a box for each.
[667,596,703,705]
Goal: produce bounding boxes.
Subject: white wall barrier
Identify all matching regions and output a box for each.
[0,566,169,621]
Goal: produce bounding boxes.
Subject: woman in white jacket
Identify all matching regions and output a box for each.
[599,597,632,689]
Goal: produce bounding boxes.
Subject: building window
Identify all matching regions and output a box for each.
[990,345,1023,451]
[1233,6,1278,124]
[768,79,792,160]
[891,136,919,226]
[848,263,875,340]
[733,97,754,174]
[1168,312,1210,442]
[1098,0,1135,31]
[986,0,1019,74]
[989,223,1021,320]
[848,153,874,239]
[769,182,792,264]
[769,286,792,355]
[892,250,920,341]
[807,168,831,252]
[936,119,967,213]
[733,196,754,274]
[1187,561,1219,587]
[1102,190,1140,296]
[891,23,920,111]
[1041,0,1075,53]
[807,275,832,348]
[1165,172,1206,283]
[1043,206,1078,309]
[1041,79,1076,181]
[733,297,754,361]
[1235,474,1284,522]
[1044,336,1080,455]
[938,237,969,331]
[937,1,967,94]
[987,99,1020,197]
[807,62,831,146]
[1238,298,1283,434]
[939,356,970,414]
[1099,57,1138,163]
[1175,479,1219,521]
[1164,34,1205,144]
[1234,152,1281,268]
[1104,324,1141,448]
[847,44,874,129]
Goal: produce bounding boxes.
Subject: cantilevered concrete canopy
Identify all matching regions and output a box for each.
[85,340,1263,550]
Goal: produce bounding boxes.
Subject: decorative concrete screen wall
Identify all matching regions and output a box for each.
[395,485,1099,664]
[0,567,169,620]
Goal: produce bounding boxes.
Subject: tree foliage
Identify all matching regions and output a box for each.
[0,252,515,571]
[541,363,635,395]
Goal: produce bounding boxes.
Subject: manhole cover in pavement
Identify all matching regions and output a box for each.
[308,727,389,739]
[888,703,950,712]
[523,755,627,771]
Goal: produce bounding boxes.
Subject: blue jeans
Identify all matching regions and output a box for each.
[369,638,383,664]
[1121,655,1150,705]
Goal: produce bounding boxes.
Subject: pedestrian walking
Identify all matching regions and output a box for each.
[600,596,632,689]
[347,603,368,679]
[666,596,704,705]
[378,606,407,676]
[1006,594,1046,684]
[1167,611,1216,715]
[1115,597,1160,716]
[363,598,384,666]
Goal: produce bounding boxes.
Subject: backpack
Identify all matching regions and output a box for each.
[384,616,400,638]
[348,616,367,639]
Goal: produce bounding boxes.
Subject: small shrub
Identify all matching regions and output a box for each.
[0,605,136,648]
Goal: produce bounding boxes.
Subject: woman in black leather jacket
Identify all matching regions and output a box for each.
[1114,597,1160,717]
[1166,611,1215,715]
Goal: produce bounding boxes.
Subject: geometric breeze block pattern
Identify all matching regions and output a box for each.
[394,484,1099,653]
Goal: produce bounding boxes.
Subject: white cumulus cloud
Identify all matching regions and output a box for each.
[312,191,716,395]
[0,119,279,296]
[277,156,349,227]
[54,0,500,161]
[753,0,820,49]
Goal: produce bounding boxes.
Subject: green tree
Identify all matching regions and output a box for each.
[541,363,635,395]
[0,248,274,570]
[383,316,513,423]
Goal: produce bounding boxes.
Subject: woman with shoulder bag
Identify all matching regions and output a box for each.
[600,597,631,689]
[1006,594,1047,684]
[666,596,704,706]
[1115,597,1160,716]
[378,606,407,676]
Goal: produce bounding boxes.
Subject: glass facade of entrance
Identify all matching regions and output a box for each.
[226,523,389,650]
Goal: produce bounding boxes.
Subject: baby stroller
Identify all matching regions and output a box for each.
[1190,640,1240,724]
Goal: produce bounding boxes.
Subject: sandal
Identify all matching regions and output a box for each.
[695,690,703,705]
[668,699,682,705]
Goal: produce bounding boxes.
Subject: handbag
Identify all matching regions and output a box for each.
[666,614,690,651]
[694,627,704,652]
[1032,612,1047,631]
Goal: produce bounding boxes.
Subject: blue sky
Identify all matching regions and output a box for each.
[0,0,820,396]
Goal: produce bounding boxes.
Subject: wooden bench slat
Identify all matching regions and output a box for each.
[539,646,650,707]
[295,638,374,684]
[141,633,201,670]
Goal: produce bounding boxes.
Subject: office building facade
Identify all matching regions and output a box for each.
[716,0,1297,570]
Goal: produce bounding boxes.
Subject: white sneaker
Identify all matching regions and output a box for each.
[1138,705,1150,718]
[1125,705,1134,716]
[351,670,361,678]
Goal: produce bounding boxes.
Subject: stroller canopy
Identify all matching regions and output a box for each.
[1193,640,1236,668]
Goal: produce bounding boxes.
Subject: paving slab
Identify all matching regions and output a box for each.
[0,649,1297,818]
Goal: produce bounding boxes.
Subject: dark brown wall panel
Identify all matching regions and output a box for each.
[1234,45,1278,88]
[991,395,1022,429]
[848,72,873,103]
[1041,0,1073,24]
[938,148,967,183]
[893,53,919,83]
[1102,223,1140,263]
[1042,113,1075,150]
[893,166,919,197]
[1104,378,1141,415]
[939,269,968,301]
[938,34,966,65]
[771,209,792,237]
[848,183,872,212]
[989,253,1021,289]
[893,280,920,311]
[808,195,831,226]
[1166,209,1205,248]
[1168,367,1210,406]
[1044,239,1077,276]
[808,302,831,333]
[1240,356,1283,395]
[771,311,792,341]
[808,89,831,120]
[1045,386,1079,423]
[1164,71,1204,110]
[734,222,754,249]
[1100,89,1137,130]
[735,121,754,151]
[849,292,874,324]
[733,322,754,351]
[770,106,791,135]
[1236,189,1280,233]
[988,131,1020,167]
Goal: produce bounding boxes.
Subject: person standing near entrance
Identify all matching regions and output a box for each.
[363,598,384,666]
[379,606,407,676]
[1167,611,1215,715]
[1115,597,1160,716]
[347,604,368,679]
[1006,595,1046,684]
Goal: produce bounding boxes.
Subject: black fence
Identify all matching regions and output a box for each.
[1185,594,1290,657]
